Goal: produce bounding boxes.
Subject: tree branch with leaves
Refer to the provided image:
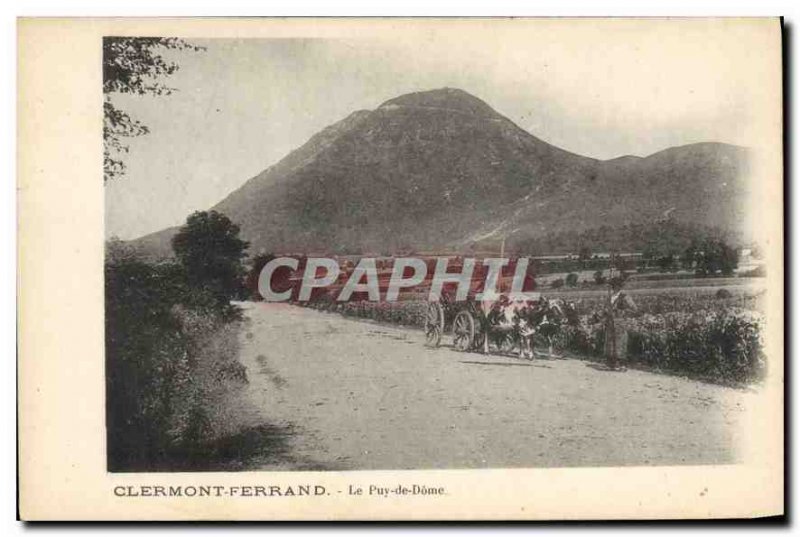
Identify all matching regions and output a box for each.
[103,37,204,183]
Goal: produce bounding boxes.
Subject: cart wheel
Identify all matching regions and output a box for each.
[424,302,444,347]
[453,311,476,351]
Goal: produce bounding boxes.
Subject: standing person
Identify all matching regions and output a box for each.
[603,270,636,371]
[603,285,618,370]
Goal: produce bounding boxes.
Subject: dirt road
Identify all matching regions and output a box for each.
[226,302,755,470]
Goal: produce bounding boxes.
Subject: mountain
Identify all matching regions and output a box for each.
[129,88,750,259]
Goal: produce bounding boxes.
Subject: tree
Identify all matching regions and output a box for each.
[577,246,591,268]
[103,37,204,182]
[719,241,739,276]
[593,270,606,285]
[642,244,657,263]
[656,254,675,272]
[681,242,699,271]
[105,257,190,469]
[695,238,739,276]
[171,211,249,304]
[565,273,579,287]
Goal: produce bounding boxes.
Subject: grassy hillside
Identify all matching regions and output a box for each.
[129,88,751,258]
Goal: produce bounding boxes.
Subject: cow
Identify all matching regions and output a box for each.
[480,294,531,358]
[475,292,565,359]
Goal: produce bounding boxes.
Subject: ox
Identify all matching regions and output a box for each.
[479,293,572,359]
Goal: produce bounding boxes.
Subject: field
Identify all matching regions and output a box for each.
[547,278,765,313]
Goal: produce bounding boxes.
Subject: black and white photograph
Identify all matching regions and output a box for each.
[102,24,778,471]
[17,16,784,520]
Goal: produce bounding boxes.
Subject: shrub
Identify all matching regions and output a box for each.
[554,324,594,355]
[593,270,606,285]
[551,278,565,289]
[548,297,765,384]
[622,311,764,383]
[299,287,766,386]
[105,257,246,471]
[565,273,579,287]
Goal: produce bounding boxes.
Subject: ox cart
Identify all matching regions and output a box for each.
[423,296,504,352]
[423,288,572,359]
[423,292,557,357]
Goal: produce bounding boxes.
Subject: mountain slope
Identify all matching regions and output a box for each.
[129,88,750,258]
[490,142,749,250]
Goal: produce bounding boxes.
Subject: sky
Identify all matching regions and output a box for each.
[104,21,777,239]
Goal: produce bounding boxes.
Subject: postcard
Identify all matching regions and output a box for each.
[18,17,784,520]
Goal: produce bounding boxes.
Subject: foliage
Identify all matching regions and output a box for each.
[300,285,766,385]
[550,278,565,289]
[716,288,732,299]
[509,221,744,279]
[511,220,737,258]
[607,270,630,291]
[304,297,428,327]
[565,273,579,287]
[553,324,594,355]
[562,290,765,384]
[105,235,137,264]
[103,37,204,182]
[655,254,676,272]
[171,210,250,307]
[625,311,764,383]
[105,257,247,470]
[593,270,606,285]
[245,253,276,301]
[692,238,740,276]
[106,210,250,470]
